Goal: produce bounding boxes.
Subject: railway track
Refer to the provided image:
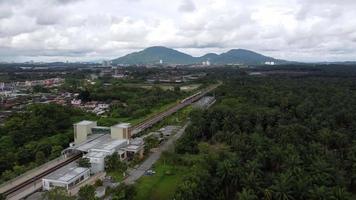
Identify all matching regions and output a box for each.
[131,83,219,134]
[1,82,221,198]
[2,153,82,198]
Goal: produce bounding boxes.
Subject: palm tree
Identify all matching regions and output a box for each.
[217,160,240,199]
[307,185,331,200]
[270,173,295,200]
[237,188,258,200]
[263,188,273,200]
[331,187,351,200]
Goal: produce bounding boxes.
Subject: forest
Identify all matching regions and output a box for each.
[170,73,356,199]
[77,81,187,124]
[0,104,91,184]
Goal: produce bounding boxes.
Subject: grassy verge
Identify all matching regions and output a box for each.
[133,160,189,200]
[135,105,193,138]
[107,170,125,182]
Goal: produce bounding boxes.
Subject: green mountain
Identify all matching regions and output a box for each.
[112,46,285,65]
[112,46,195,65]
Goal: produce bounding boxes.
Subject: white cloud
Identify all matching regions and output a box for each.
[0,0,356,62]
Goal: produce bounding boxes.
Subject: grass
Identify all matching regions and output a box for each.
[107,170,125,182]
[133,161,189,200]
[135,105,193,138]
[133,106,194,200]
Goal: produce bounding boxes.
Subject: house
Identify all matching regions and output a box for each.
[71,99,82,106]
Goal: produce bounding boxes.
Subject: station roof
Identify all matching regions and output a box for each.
[44,164,89,183]
[85,151,108,159]
[112,123,131,128]
[71,134,128,153]
[75,120,96,126]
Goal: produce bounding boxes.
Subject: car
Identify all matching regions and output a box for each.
[145,169,156,176]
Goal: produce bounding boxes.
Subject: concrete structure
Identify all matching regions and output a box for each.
[82,138,129,173]
[159,125,181,137]
[193,96,216,109]
[64,120,144,174]
[42,164,90,191]
[111,123,131,140]
[74,120,97,145]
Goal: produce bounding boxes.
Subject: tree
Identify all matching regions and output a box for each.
[105,152,127,172]
[237,188,258,200]
[78,90,91,102]
[77,158,91,168]
[78,185,97,200]
[94,179,103,187]
[42,187,74,200]
[174,86,180,92]
[111,184,136,200]
[35,151,46,165]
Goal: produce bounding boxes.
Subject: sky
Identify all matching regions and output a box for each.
[0,0,356,62]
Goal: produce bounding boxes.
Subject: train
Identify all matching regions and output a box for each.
[180,91,202,103]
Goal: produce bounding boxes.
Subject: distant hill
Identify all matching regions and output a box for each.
[112,46,195,65]
[112,46,286,65]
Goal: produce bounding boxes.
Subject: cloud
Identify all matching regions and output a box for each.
[178,0,196,13]
[0,0,356,62]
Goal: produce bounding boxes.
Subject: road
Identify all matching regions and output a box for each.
[124,122,190,185]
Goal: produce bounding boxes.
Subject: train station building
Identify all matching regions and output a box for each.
[42,164,90,191]
[62,120,144,173]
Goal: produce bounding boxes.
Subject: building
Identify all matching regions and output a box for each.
[83,138,129,173]
[265,61,275,65]
[42,164,90,191]
[111,123,131,140]
[74,120,97,145]
[102,60,111,67]
[64,120,144,173]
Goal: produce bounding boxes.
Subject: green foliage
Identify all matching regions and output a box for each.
[0,103,88,183]
[35,151,46,165]
[110,184,136,200]
[77,157,91,168]
[89,84,185,120]
[42,187,74,200]
[78,185,97,200]
[104,152,127,173]
[78,90,91,102]
[94,179,103,187]
[33,85,50,93]
[172,76,356,199]
[144,136,159,152]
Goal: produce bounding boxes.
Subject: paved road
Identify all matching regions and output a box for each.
[124,122,190,185]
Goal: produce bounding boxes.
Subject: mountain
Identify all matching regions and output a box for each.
[212,49,282,65]
[112,46,195,65]
[112,46,285,65]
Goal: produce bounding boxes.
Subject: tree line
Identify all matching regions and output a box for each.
[0,104,91,183]
[173,76,356,199]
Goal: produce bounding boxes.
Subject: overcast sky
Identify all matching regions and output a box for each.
[0,0,356,62]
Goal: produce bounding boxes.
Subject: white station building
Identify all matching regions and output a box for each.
[43,120,144,191]
[63,120,144,173]
[42,164,90,191]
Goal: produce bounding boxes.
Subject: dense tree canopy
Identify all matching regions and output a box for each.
[0,104,89,183]
[174,76,356,199]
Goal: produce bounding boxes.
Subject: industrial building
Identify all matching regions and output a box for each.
[42,164,90,191]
